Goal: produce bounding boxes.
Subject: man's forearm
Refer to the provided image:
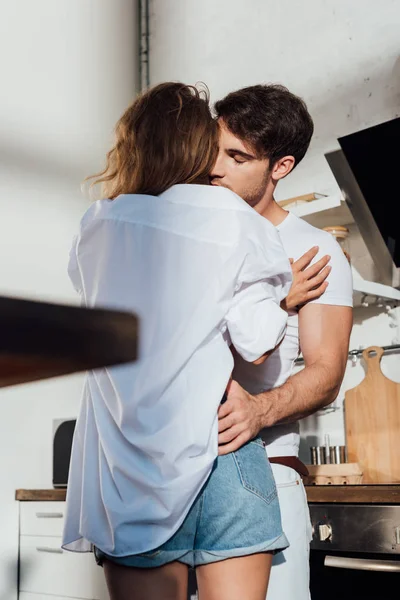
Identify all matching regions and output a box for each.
[255,361,342,428]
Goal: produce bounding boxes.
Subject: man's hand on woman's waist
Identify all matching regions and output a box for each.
[218,380,264,455]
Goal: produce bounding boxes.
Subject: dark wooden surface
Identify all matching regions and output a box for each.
[16,489,67,501]
[306,484,400,504]
[0,296,138,387]
[16,485,400,503]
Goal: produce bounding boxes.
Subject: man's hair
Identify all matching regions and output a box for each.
[88,82,218,198]
[214,84,314,169]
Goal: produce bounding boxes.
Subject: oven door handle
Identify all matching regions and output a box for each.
[325,555,400,573]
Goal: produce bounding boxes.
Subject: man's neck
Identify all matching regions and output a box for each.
[257,196,289,227]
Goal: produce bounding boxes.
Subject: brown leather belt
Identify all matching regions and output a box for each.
[269,456,309,477]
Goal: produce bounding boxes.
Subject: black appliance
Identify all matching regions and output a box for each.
[53,419,76,488]
[309,503,400,599]
[326,116,400,287]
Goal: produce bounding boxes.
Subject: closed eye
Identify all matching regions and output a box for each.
[227,149,255,164]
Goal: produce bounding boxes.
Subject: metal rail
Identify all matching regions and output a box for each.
[295,344,400,365]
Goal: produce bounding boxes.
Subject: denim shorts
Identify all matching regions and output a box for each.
[94,437,289,568]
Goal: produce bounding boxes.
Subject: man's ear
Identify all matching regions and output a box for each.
[271,156,295,181]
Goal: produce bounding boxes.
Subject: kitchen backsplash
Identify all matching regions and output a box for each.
[299,304,400,463]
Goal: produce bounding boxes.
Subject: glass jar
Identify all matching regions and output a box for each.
[322,225,351,263]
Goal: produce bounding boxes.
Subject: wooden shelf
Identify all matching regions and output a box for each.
[279,193,400,303]
[278,192,344,219]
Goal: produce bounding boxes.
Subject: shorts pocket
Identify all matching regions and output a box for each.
[233,438,277,505]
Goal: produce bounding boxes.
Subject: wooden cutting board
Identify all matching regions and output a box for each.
[345,346,400,483]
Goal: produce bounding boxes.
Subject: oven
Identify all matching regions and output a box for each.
[309,503,400,599]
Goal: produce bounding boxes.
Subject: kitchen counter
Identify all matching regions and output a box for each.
[0,296,138,388]
[305,484,400,503]
[16,489,67,501]
[16,485,400,504]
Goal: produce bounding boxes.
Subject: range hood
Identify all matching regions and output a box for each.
[325,117,400,289]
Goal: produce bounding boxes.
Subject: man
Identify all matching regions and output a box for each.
[210,84,353,600]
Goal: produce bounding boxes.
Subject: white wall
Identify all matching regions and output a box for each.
[0,2,138,597]
[299,305,400,463]
[149,0,400,200]
[149,0,400,460]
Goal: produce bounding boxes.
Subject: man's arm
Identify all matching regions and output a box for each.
[265,304,352,423]
[247,248,331,366]
[218,303,352,454]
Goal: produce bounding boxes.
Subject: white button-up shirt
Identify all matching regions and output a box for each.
[62,184,292,556]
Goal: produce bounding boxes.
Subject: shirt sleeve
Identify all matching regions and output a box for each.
[67,236,82,295]
[226,220,293,362]
[67,203,98,298]
[67,212,139,312]
[309,234,353,308]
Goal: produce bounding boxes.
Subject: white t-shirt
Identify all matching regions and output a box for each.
[233,212,353,458]
[62,184,292,556]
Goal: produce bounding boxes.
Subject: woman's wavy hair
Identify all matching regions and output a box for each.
[87,82,218,198]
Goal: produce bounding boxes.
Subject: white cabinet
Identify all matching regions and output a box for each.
[20,501,65,537]
[18,501,109,600]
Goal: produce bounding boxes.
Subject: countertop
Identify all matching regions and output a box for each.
[0,296,138,388]
[305,484,400,504]
[16,485,400,504]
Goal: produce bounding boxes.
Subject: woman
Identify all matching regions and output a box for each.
[62,82,292,600]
